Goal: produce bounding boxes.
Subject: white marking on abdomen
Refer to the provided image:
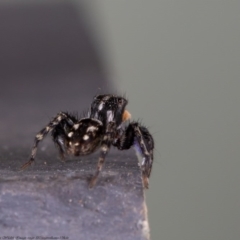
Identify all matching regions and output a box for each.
[87,126,98,133]
[73,124,80,130]
[83,135,89,140]
[68,132,74,137]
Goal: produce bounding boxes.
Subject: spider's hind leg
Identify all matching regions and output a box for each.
[51,123,71,162]
[53,137,66,161]
[20,112,69,170]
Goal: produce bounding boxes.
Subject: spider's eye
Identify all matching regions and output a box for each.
[118,99,123,104]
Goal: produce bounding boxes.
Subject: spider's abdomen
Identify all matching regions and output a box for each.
[65,118,104,156]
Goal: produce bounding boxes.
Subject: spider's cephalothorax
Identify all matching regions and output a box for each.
[90,94,129,127]
[21,94,154,189]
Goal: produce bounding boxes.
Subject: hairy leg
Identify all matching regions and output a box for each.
[113,122,154,188]
[89,122,116,188]
[20,112,68,170]
[132,123,154,188]
[54,139,66,161]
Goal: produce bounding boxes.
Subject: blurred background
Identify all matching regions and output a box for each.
[0,1,240,240]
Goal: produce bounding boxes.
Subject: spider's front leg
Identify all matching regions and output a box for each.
[113,122,154,188]
[89,122,116,188]
[20,112,70,170]
[133,123,154,188]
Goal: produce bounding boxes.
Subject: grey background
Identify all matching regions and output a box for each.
[1,1,240,240]
[80,1,240,240]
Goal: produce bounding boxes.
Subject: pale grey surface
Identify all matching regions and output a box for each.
[0,147,148,240]
[79,1,240,240]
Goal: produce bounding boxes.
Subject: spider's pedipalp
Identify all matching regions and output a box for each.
[122,110,131,122]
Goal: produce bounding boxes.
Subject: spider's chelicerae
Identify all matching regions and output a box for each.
[21,94,154,188]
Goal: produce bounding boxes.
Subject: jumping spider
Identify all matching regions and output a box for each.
[20,94,154,188]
